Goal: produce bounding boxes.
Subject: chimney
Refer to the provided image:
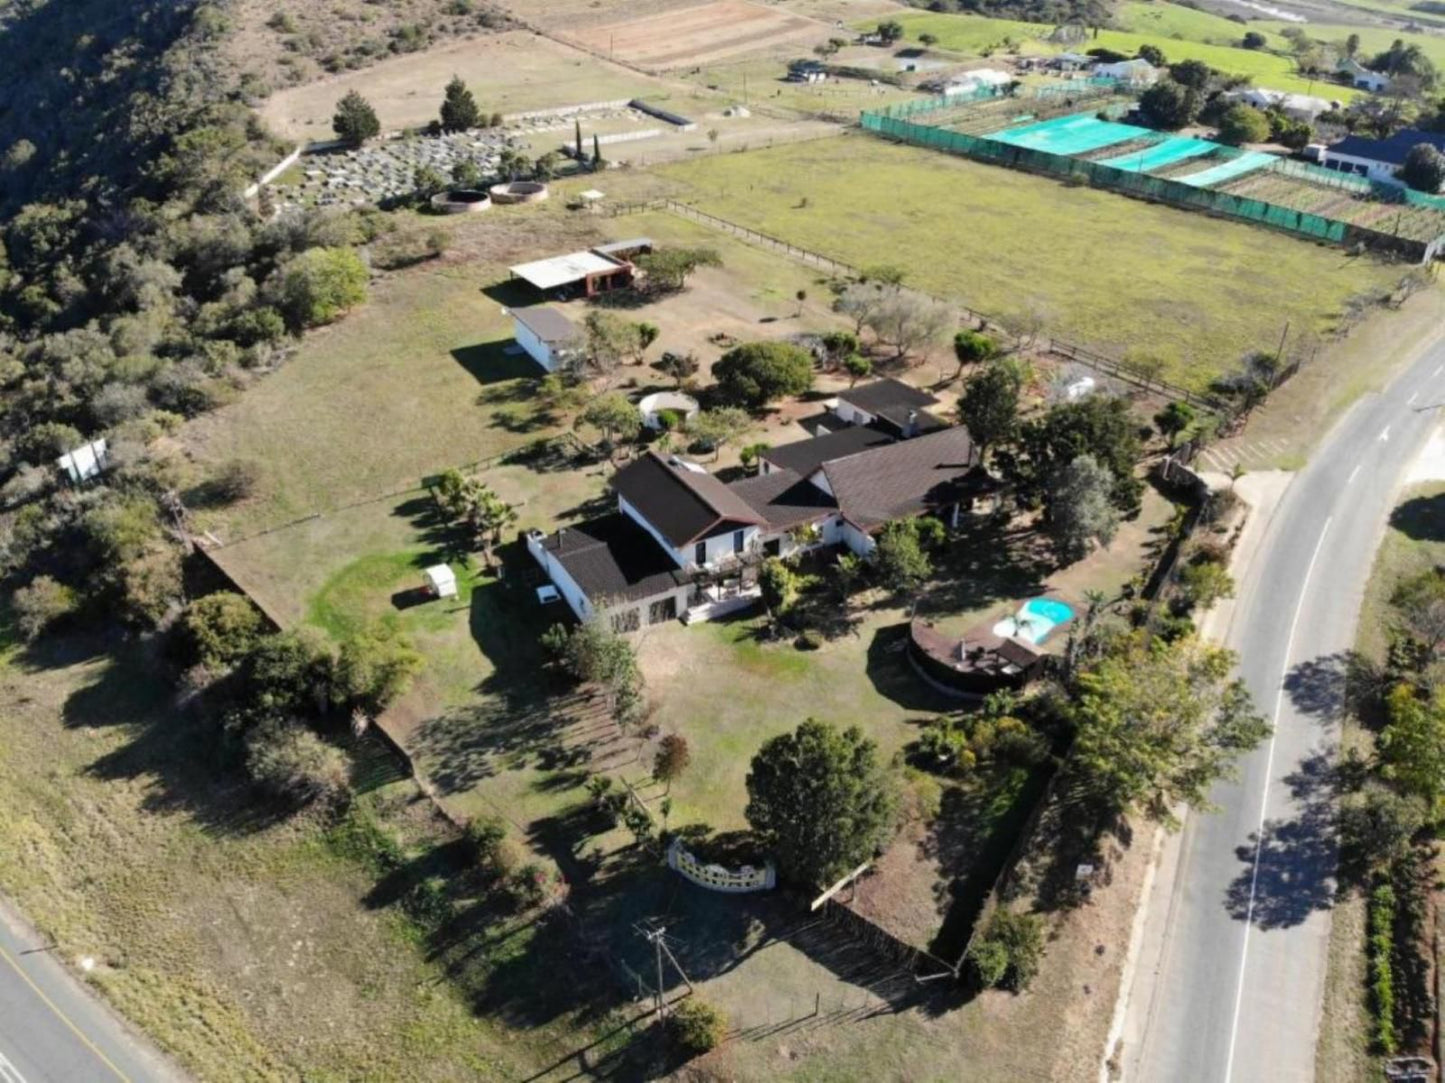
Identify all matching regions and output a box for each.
[904,409,919,439]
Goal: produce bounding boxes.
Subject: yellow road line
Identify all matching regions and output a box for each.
[0,941,130,1082]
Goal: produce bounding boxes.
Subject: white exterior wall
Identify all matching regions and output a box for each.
[1319,151,1399,184]
[830,401,875,427]
[526,532,593,620]
[840,521,876,556]
[617,495,759,570]
[805,469,834,497]
[513,320,555,372]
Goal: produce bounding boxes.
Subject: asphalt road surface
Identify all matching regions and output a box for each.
[1127,335,1445,1082]
[0,899,184,1083]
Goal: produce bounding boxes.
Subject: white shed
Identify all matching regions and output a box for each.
[424,564,458,599]
[510,306,581,373]
[56,438,108,484]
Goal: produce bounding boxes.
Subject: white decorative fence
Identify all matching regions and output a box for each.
[667,839,775,893]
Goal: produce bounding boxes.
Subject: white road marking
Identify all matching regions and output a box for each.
[1223,516,1333,1083]
[1346,464,1361,486]
[1408,392,1419,406]
[1433,364,1442,377]
[0,1049,28,1083]
[1380,425,1392,442]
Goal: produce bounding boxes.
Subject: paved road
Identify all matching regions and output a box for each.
[1125,334,1445,1082]
[0,899,185,1083]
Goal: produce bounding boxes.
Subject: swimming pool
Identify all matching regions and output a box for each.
[992,597,1076,645]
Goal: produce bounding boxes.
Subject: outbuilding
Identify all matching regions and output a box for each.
[424,564,458,599]
[1319,128,1445,187]
[510,306,581,372]
[1093,58,1159,86]
[57,438,108,484]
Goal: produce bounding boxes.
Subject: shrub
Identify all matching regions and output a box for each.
[669,997,726,1055]
[245,717,350,807]
[273,246,368,330]
[967,909,1045,990]
[1216,104,1271,146]
[1368,880,1397,1053]
[194,458,261,506]
[507,863,549,909]
[333,622,423,712]
[11,575,77,641]
[177,592,266,668]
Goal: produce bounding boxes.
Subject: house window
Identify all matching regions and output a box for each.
[733,529,745,554]
[694,541,707,565]
[648,597,677,624]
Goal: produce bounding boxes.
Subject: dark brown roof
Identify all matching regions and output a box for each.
[537,514,688,603]
[821,425,984,530]
[728,470,837,531]
[759,425,894,477]
[612,451,764,549]
[838,378,939,417]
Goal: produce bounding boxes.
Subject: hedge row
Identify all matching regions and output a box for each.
[1368,879,1398,1055]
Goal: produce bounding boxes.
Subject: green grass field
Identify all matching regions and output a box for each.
[657,134,1402,389]
[871,9,1361,98]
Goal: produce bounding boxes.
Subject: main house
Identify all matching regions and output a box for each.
[528,380,991,631]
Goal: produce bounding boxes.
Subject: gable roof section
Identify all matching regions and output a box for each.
[613,451,764,548]
[537,515,687,603]
[760,425,895,476]
[728,469,837,531]
[838,378,939,417]
[1329,129,1445,167]
[821,425,983,530]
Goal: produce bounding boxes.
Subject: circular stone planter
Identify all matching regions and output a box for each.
[430,189,492,214]
[489,180,550,205]
[638,391,701,431]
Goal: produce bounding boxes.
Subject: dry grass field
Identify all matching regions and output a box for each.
[258,30,678,139]
[563,0,824,70]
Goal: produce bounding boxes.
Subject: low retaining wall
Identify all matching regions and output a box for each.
[503,98,632,123]
[430,190,492,214]
[244,143,304,199]
[490,181,549,204]
[564,129,661,154]
[667,839,775,892]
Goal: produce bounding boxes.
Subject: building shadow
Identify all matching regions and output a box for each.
[450,340,539,385]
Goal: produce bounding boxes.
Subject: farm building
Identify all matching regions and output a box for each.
[1226,87,1336,123]
[1318,129,1445,187]
[57,438,108,483]
[943,68,1013,96]
[1093,58,1159,85]
[510,306,581,372]
[1336,58,1390,93]
[507,239,651,300]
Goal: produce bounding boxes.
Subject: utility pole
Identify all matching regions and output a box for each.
[637,922,694,1019]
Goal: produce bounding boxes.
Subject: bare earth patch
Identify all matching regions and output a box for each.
[563,1,825,71]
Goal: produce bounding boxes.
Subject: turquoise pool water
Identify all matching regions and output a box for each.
[992,597,1076,645]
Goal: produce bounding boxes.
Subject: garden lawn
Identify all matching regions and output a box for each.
[656,134,1401,389]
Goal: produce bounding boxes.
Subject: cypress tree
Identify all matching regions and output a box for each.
[574,118,583,160]
[592,132,603,170]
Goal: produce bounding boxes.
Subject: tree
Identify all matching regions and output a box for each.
[274,247,368,330]
[1393,569,1445,650]
[1345,32,1361,58]
[1217,104,1271,146]
[1338,782,1427,881]
[713,341,814,407]
[654,734,692,792]
[1139,79,1198,130]
[579,392,642,460]
[1380,684,1445,812]
[1169,59,1214,91]
[240,629,335,716]
[865,293,953,362]
[533,151,561,181]
[957,360,1022,462]
[1137,43,1166,66]
[794,288,807,317]
[877,19,904,43]
[820,330,860,366]
[967,910,1046,990]
[758,556,800,626]
[1178,556,1235,611]
[834,552,864,608]
[580,311,633,382]
[11,575,76,641]
[439,74,481,132]
[178,592,265,669]
[952,329,998,379]
[1153,401,1196,448]
[245,717,350,807]
[739,441,770,469]
[636,247,720,292]
[874,518,935,595]
[1070,632,1269,823]
[655,350,699,387]
[551,619,645,724]
[920,32,939,47]
[1047,455,1120,561]
[689,406,751,460]
[332,90,380,147]
[1242,31,1268,50]
[1401,143,1445,192]
[592,133,603,169]
[574,118,583,159]
[1011,395,1144,514]
[834,281,890,336]
[669,997,726,1055]
[333,622,423,712]
[745,719,898,889]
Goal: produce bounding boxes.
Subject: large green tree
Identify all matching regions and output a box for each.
[1138,79,1198,130]
[1009,395,1144,515]
[1380,684,1445,812]
[273,246,368,330]
[713,341,814,408]
[957,359,1022,462]
[1046,454,1120,561]
[1401,143,1445,193]
[439,74,481,132]
[1070,633,1269,823]
[332,90,380,147]
[745,719,898,888]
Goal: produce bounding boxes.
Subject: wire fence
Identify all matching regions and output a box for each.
[859,107,1445,264]
[606,198,1228,409]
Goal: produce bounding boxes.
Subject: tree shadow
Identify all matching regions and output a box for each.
[1389,491,1445,543]
[913,520,1051,621]
[1223,749,1338,930]
[1283,652,1350,720]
